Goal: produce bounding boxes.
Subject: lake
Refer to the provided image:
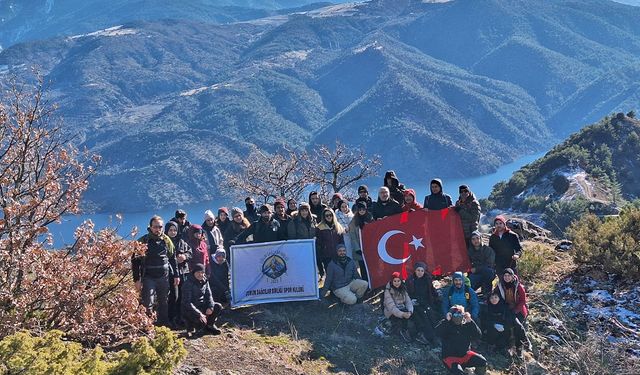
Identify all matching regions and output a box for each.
[50,151,546,246]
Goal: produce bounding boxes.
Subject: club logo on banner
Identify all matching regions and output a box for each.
[361,209,471,289]
[230,239,319,307]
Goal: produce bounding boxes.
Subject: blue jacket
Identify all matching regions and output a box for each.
[442,284,479,320]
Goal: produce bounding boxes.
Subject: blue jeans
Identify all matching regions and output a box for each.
[468,267,495,295]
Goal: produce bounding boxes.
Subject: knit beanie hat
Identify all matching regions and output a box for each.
[355,200,367,210]
[218,207,229,215]
[204,210,215,221]
[231,207,243,216]
[414,261,427,271]
[259,204,272,213]
[470,230,482,239]
[214,249,226,259]
[358,185,368,193]
[192,263,206,273]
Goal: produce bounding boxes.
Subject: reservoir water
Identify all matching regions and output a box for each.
[50,151,546,246]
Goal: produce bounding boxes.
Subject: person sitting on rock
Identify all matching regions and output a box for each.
[484,291,525,355]
[494,268,530,359]
[441,272,479,322]
[436,305,486,375]
[320,244,368,305]
[181,263,223,336]
[467,231,496,298]
[423,178,453,210]
[406,262,439,345]
[489,216,523,275]
[384,272,414,342]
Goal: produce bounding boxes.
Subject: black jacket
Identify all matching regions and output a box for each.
[436,319,482,358]
[234,217,280,244]
[467,244,495,270]
[274,214,291,241]
[209,260,230,300]
[372,199,403,220]
[384,170,406,205]
[181,273,215,319]
[424,179,453,210]
[406,274,438,307]
[488,230,523,271]
[132,231,177,281]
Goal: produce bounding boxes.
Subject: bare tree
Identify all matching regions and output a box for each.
[220,145,312,204]
[308,140,382,196]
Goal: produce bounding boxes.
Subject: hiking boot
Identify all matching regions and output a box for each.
[399,329,412,342]
[207,325,222,335]
[415,332,429,345]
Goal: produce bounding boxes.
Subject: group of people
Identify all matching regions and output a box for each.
[131,170,529,374]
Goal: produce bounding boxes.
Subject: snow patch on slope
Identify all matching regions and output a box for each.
[69,25,137,40]
[180,83,233,97]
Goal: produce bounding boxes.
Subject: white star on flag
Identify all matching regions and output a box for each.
[409,235,424,250]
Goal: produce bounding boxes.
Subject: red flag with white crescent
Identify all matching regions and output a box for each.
[361,208,471,289]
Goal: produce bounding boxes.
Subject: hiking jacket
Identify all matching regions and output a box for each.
[384,282,414,318]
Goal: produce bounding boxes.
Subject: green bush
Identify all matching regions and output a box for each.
[521,195,548,212]
[542,197,590,237]
[519,243,554,280]
[0,327,186,375]
[567,206,640,278]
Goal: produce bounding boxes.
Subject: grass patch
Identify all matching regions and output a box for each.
[244,331,293,347]
[519,243,555,280]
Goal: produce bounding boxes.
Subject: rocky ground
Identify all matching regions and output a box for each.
[173,240,639,375]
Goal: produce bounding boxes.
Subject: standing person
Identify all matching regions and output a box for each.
[320,244,368,305]
[165,220,193,327]
[309,191,328,222]
[442,272,480,322]
[286,198,298,216]
[273,198,291,241]
[330,193,344,211]
[384,272,414,342]
[187,224,210,276]
[287,202,317,240]
[489,216,523,275]
[355,185,373,214]
[384,170,406,204]
[349,201,373,281]
[243,197,259,223]
[494,268,530,359]
[209,249,231,304]
[423,179,453,210]
[202,210,225,257]
[232,204,280,244]
[406,262,439,345]
[436,305,487,375]
[223,207,251,264]
[335,200,354,257]
[215,207,232,239]
[455,185,481,245]
[402,189,423,212]
[171,209,191,241]
[132,215,179,327]
[467,231,496,297]
[181,263,223,336]
[372,187,403,220]
[315,208,345,278]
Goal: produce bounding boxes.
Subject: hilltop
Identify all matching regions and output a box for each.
[2,0,640,212]
[484,112,640,233]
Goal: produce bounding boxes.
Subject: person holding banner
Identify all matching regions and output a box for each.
[223,207,251,263]
[372,186,403,220]
[383,272,414,342]
[423,178,453,210]
[320,244,368,305]
[348,201,373,281]
[315,208,345,278]
[181,263,223,336]
[273,199,291,241]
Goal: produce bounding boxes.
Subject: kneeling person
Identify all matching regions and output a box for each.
[182,263,223,335]
[436,305,487,375]
[320,244,368,305]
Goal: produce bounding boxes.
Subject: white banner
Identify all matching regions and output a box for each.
[230,239,319,307]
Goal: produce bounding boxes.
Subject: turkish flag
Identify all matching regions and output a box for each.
[361,208,471,289]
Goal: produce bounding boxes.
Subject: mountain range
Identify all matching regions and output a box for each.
[1,0,639,212]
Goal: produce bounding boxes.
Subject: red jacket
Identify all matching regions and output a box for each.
[402,189,423,211]
[496,275,528,318]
